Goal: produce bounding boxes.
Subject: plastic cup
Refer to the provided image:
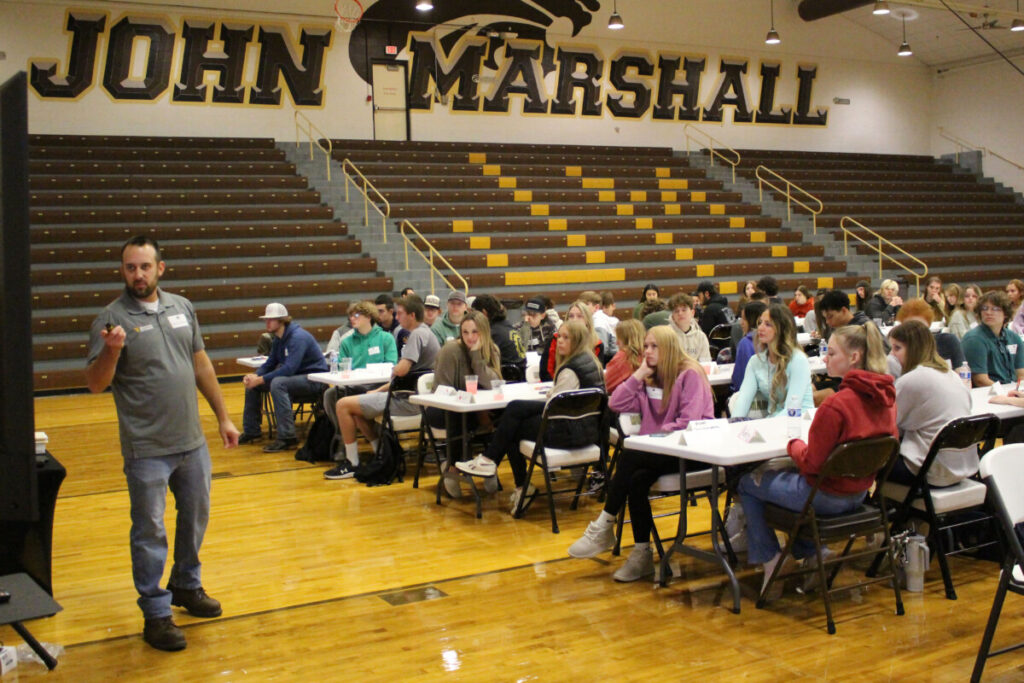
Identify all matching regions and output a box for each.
[340,357,352,377]
[465,374,478,394]
[492,379,505,400]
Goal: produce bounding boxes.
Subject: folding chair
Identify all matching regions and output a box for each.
[871,413,1001,600]
[513,388,609,533]
[610,412,712,557]
[756,435,905,635]
[707,323,733,359]
[972,443,1024,682]
[501,363,526,383]
[413,373,443,488]
[374,370,431,482]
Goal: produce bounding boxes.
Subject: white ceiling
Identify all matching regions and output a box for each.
[822,1,1024,70]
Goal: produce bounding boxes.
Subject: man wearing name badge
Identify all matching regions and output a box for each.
[321,300,399,446]
[431,290,468,346]
[239,302,328,452]
[326,296,439,479]
[85,235,240,652]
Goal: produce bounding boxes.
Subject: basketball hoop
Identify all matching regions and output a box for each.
[334,0,363,33]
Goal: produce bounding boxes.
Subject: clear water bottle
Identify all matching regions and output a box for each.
[328,350,339,374]
[819,339,827,359]
[787,395,803,439]
[957,362,972,390]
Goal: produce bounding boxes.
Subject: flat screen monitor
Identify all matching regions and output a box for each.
[0,71,38,522]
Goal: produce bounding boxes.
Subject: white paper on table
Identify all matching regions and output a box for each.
[434,385,457,396]
[686,418,729,431]
[455,390,475,404]
[736,423,765,443]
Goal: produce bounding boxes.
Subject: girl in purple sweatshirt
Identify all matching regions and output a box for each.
[567,326,714,582]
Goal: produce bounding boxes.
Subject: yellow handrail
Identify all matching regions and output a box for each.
[341,158,391,244]
[839,217,928,298]
[682,124,741,183]
[399,220,468,296]
[293,111,333,181]
[938,127,1024,173]
[755,165,824,234]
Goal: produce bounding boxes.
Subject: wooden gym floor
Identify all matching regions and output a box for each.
[4,383,1023,681]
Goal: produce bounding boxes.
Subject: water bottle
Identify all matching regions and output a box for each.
[328,350,339,374]
[957,361,971,390]
[786,395,803,439]
[819,339,827,359]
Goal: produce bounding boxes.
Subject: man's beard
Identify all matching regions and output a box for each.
[126,280,157,300]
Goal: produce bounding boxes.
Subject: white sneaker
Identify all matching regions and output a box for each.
[613,545,655,582]
[568,519,617,558]
[456,455,497,477]
[509,484,537,515]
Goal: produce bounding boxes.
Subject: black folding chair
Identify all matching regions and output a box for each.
[972,443,1024,682]
[513,388,609,533]
[707,323,733,359]
[871,414,1001,600]
[756,436,905,635]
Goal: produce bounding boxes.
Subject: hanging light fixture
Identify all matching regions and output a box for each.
[1012,0,1024,31]
[608,0,624,30]
[415,0,433,11]
[873,1,891,15]
[765,0,781,44]
[897,15,913,56]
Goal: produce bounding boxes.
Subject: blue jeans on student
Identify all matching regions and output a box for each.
[243,374,322,439]
[738,468,866,565]
[123,445,211,619]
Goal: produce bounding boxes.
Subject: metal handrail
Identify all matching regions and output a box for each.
[341,158,391,244]
[839,216,928,297]
[938,127,1024,173]
[293,111,333,181]
[399,220,468,295]
[755,165,824,234]
[682,124,741,183]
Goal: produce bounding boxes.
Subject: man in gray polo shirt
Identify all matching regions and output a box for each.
[326,295,440,479]
[86,236,239,652]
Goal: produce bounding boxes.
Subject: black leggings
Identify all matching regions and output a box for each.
[604,449,708,544]
[482,400,544,487]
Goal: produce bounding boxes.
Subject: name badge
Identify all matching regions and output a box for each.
[136,324,154,333]
[1008,344,1018,355]
[368,346,380,355]
[646,386,663,401]
[167,314,189,329]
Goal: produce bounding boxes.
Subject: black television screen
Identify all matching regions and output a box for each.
[0,71,38,522]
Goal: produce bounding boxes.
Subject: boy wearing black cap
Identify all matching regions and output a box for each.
[516,296,557,353]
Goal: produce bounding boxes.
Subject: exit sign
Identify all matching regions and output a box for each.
[385,45,398,55]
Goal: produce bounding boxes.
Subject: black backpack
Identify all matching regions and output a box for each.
[354,426,406,486]
[295,410,335,463]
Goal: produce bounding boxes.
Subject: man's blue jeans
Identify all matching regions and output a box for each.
[123,444,211,619]
[243,374,321,440]
[738,468,866,565]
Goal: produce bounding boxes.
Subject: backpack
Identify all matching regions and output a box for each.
[354,426,406,486]
[295,410,335,463]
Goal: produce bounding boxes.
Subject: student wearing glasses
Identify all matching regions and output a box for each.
[961,290,1024,387]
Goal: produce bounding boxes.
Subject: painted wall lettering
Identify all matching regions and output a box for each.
[29,12,106,99]
[102,16,175,100]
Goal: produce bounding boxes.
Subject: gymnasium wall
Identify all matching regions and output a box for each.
[1,0,936,154]
[931,57,1024,192]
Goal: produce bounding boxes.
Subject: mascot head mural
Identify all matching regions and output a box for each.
[348,0,601,84]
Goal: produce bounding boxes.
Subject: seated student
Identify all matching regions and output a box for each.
[732,300,768,393]
[240,303,328,452]
[887,321,974,487]
[817,289,869,341]
[1007,279,1024,337]
[695,280,734,336]
[423,294,442,327]
[580,290,617,355]
[802,288,829,339]
[640,298,669,330]
[854,280,870,313]
[731,290,768,357]
[736,280,758,316]
[788,285,815,318]
[948,283,981,340]
[944,283,964,321]
[730,304,814,418]
[738,322,897,597]
[567,326,714,582]
[325,296,438,479]
[892,298,964,374]
[455,321,605,510]
[516,296,557,354]
[321,301,399,443]
[431,290,469,346]
[471,293,526,374]
[864,278,903,324]
[962,290,1024,387]
[667,292,712,362]
[757,275,783,305]
[594,291,620,340]
[604,318,645,393]
[634,283,660,319]
[541,301,605,380]
[923,276,948,325]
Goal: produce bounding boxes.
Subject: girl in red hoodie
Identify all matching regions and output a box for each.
[738,322,896,597]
